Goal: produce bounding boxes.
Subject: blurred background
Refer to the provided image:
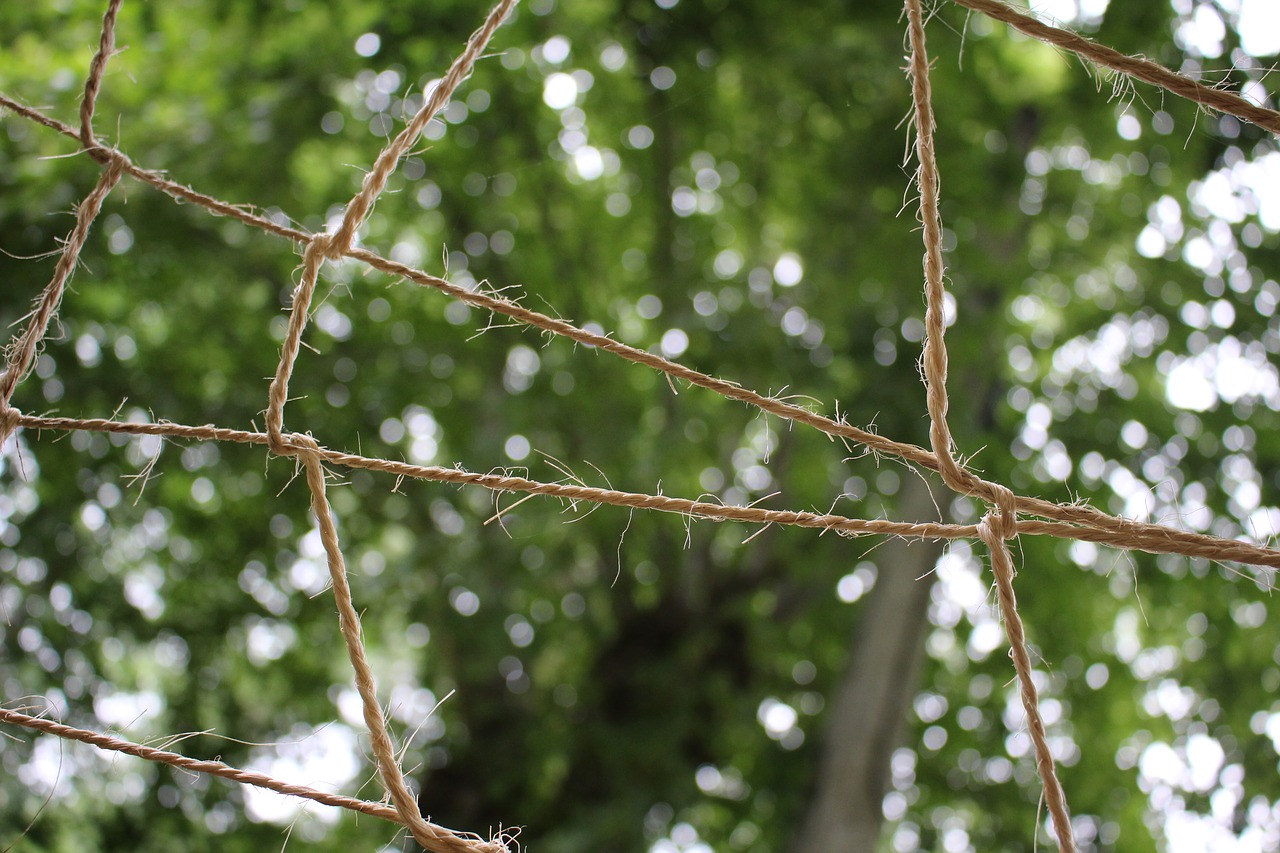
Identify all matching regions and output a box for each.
[2,0,1279,849]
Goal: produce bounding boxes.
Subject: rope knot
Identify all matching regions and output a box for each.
[85,142,112,165]
[0,406,21,445]
[978,481,1019,542]
[306,233,345,263]
[266,430,321,459]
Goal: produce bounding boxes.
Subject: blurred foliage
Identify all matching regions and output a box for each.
[2,0,1279,851]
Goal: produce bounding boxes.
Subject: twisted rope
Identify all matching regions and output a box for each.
[907,0,1074,846]
[11,411,1280,567]
[1,0,1276,848]
[0,0,126,443]
[0,96,1269,559]
[266,0,517,453]
[0,707,508,843]
[953,0,1280,136]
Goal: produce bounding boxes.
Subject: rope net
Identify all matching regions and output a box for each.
[1,0,1278,849]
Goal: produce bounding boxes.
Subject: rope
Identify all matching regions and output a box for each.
[12,411,1280,568]
[952,0,1280,136]
[0,0,126,442]
[907,0,1073,846]
[267,0,518,453]
[0,707,512,847]
[4,92,1249,570]
[0,0,1276,848]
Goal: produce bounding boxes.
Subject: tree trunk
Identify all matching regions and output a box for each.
[789,475,946,852]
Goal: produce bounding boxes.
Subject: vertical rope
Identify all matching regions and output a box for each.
[0,0,127,443]
[80,0,124,160]
[979,500,1077,851]
[301,442,507,853]
[905,0,967,494]
[904,1,1075,848]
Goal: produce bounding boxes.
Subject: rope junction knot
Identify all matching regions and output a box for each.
[0,406,20,446]
[981,481,1020,542]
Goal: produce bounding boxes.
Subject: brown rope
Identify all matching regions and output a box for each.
[907,1,1073,846]
[979,510,1077,851]
[0,707,509,847]
[0,94,1261,563]
[266,0,516,454]
[0,159,123,416]
[299,443,507,853]
[80,0,123,161]
[0,0,126,439]
[13,411,1280,568]
[0,1,1276,846]
[952,0,1280,136]
[261,13,508,842]
[328,0,517,254]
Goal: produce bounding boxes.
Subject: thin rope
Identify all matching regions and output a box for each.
[328,0,518,254]
[0,0,1275,846]
[979,509,1077,851]
[907,0,1073,846]
[12,411,1280,568]
[300,442,508,853]
[79,0,123,160]
[906,0,966,493]
[0,0,126,442]
[952,0,1280,136]
[266,0,516,454]
[0,707,510,845]
[0,158,123,417]
[1,94,1215,560]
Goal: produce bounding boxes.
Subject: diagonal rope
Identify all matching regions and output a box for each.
[0,0,127,438]
[265,0,517,455]
[905,0,1075,848]
[0,707,438,830]
[79,0,123,159]
[300,441,510,853]
[951,0,1280,136]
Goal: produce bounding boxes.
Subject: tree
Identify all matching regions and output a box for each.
[1,0,1278,850]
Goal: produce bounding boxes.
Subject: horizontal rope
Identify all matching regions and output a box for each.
[12,411,1280,568]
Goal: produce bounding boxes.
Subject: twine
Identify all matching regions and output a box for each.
[299,440,508,853]
[267,0,517,453]
[5,91,1218,568]
[0,156,123,412]
[328,0,518,255]
[953,0,1280,136]
[907,0,1073,846]
[2,94,1274,564]
[79,0,123,161]
[12,412,1280,568]
[0,707,507,846]
[1,0,1277,847]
